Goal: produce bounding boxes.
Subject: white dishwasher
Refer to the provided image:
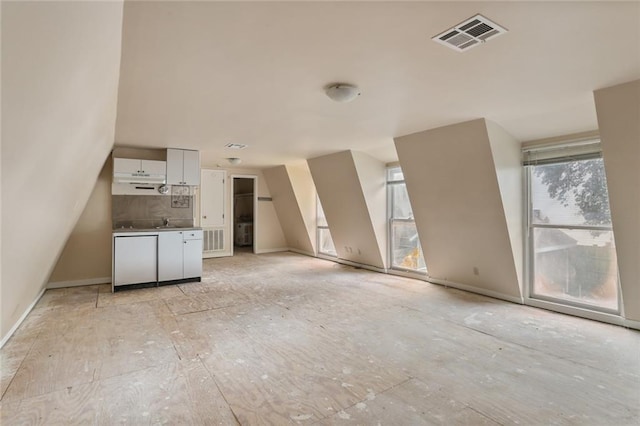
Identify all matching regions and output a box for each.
[113,235,158,287]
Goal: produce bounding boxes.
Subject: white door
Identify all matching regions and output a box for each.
[201,170,225,228]
[114,236,157,286]
[182,150,200,185]
[158,231,184,281]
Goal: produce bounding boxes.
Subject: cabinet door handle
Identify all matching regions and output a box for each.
[203,215,207,219]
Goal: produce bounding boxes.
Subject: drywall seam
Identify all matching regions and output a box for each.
[47,277,111,289]
[0,286,46,350]
[428,277,524,305]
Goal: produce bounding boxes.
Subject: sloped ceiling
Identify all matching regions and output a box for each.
[114,1,640,168]
[1,1,124,339]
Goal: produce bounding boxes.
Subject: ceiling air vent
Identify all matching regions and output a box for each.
[432,14,507,52]
[224,143,247,149]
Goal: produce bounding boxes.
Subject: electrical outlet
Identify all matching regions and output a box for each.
[473,266,480,276]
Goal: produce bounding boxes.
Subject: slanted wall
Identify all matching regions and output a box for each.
[594,79,640,322]
[263,164,315,255]
[1,1,124,341]
[308,151,386,269]
[394,119,523,301]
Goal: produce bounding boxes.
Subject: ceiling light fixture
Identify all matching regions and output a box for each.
[325,83,361,103]
[227,157,242,165]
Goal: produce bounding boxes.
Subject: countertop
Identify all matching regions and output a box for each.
[112,227,202,235]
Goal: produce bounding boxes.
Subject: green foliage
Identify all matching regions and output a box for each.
[534,159,611,226]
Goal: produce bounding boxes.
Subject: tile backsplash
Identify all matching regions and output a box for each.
[112,195,194,229]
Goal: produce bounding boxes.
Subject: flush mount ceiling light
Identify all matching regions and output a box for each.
[325,83,361,103]
[227,157,242,165]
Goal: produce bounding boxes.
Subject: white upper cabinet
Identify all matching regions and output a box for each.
[113,158,140,174]
[167,148,200,185]
[142,160,167,176]
[113,158,166,175]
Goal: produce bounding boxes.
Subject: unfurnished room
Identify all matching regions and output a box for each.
[1,1,639,425]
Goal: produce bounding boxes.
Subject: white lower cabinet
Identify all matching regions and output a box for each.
[158,230,203,282]
[183,232,203,278]
[114,236,158,286]
[113,230,202,291]
[158,231,184,281]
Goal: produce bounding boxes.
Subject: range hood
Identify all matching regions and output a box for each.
[113,172,166,185]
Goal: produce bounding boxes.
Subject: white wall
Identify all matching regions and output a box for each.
[486,121,524,289]
[352,151,388,269]
[594,79,640,322]
[286,163,318,254]
[48,158,113,286]
[395,119,523,301]
[263,165,315,255]
[1,1,124,340]
[199,166,287,256]
[308,151,386,269]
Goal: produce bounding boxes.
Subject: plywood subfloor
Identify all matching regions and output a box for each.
[1,251,638,425]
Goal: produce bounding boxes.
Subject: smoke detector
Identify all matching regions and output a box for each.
[433,14,507,52]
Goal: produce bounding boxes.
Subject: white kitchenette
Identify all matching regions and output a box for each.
[111,148,203,291]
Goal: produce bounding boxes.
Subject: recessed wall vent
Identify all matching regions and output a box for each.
[203,228,224,252]
[432,14,507,52]
[224,143,247,150]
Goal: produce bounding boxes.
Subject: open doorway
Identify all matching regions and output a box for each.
[232,176,256,254]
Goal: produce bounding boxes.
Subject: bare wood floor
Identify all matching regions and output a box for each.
[1,251,639,425]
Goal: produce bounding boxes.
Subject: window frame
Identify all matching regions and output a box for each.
[386,166,426,274]
[316,196,337,258]
[524,145,621,316]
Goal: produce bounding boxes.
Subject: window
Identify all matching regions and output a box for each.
[525,142,619,313]
[387,167,426,273]
[317,197,336,257]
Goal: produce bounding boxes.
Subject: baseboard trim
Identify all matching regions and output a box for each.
[255,247,289,254]
[623,318,640,331]
[388,268,429,281]
[524,297,632,328]
[335,258,387,274]
[203,252,229,259]
[428,277,524,305]
[289,248,316,257]
[0,286,46,349]
[47,276,111,289]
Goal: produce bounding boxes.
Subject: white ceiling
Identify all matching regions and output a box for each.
[114,1,640,168]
